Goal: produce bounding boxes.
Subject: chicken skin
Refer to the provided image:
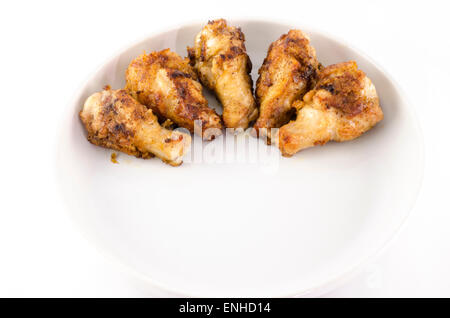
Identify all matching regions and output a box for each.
[188,19,258,129]
[125,49,223,140]
[254,30,320,142]
[80,88,191,166]
[277,61,383,156]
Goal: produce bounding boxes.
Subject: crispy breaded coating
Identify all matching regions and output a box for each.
[188,19,258,129]
[125,49,223,140]
[80,88,191,166]
[276,61,384,156]
[254,30,320,141]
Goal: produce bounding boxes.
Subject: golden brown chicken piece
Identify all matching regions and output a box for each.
[125,49,223,140]
[80,88,191,166]
[276,61,383,156]
[188,19,258,129]
[254,30,320,142]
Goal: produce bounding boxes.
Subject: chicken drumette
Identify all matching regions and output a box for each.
[254,30,320,142]
[276,61,384,156]
[126,49,223,140]
[80,88,191,166]
[188,19,258,129]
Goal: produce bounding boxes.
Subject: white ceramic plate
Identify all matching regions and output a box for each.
[56,19,423,297]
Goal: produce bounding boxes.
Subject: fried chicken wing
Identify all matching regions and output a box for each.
[188,19,258,129]
[125,49,223,140]
[277,61,383,156]
[254,30,320,141]
[80,88,191,166]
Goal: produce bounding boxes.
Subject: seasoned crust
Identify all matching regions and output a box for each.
[277,61,384,156]
[256,31,318,96]
[315,61,368,116]
[188,19,257,129]
[125,49,223,138]
[188,19,247,66]
[254,30,320,136]
[80,88,191,166]
[80,88,155,159]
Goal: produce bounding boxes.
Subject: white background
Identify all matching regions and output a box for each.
[0,0,449,297]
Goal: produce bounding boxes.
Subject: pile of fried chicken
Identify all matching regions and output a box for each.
[80,19,383,166]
